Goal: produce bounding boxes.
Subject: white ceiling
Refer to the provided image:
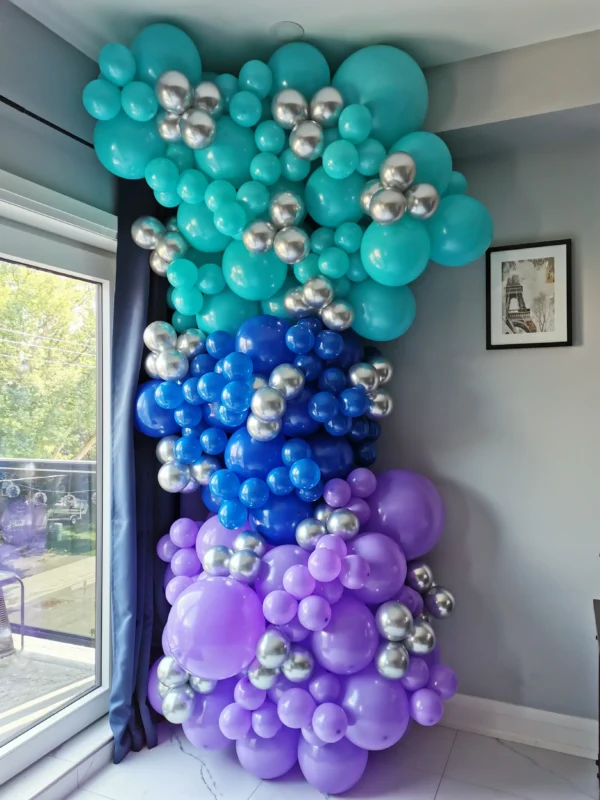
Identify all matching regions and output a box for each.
[11,0,600,72]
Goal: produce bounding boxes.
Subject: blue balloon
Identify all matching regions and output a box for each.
[289,458,321,490]
[204,331,234,360]
[296,481,324,502]
[361,217,431,286]
[200,427,228,455]
[314,331,344,361]
[210,468,241,501]
[225,428,284,478]
[175,435,203,464]
[182,422,208,437]
[155,381,184,409]
[249,493,312,545]
[329,329,364,370]
[198,372,227,402]
[214,358,226,374]
[281,388,321,437]
[339,387,369,418]
[367,420,381,441]
[236,315,290,372]
[202,485,221,513]
[309,392,339,423]
[325,414,353,437]
[191,354,217,376]
[239,477,270,508]
[182,378,203,406]
[425,195,493,267]
[130,23,202,85]
[306,433,355,480]
[217,405,248,428]
[286,325,315,355]
[219,499,249,530]
[221,380,253,412]
[94,111,165,179]
[318,367,347,394]
[354,441,377,466]
[305,168,364,228]
[174,403,203,427]
[282,439,312,466]
[347,417,370,442]
[134,381,179,437]
[266,466,294,496]
[222,352,253,381]
[203,402,232,430]
[195,117,258,189]
[177,201,231,253]
[347,280,416,342]
[391,131,453,194]
[294,353,323,383]
[268,42,330,99]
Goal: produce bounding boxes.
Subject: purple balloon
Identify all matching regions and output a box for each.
[235,676,267,710]
[316,534,347,558]
[312,702,348,743]
[263,590,298,625]
[236,725,299,779]
[166,576,265,679]
[341,664,410,750]
[298,735,368,794]
[428,664,458,700]
[196,515,245,560]
[339,554,370,590]
[254,544,308,600]
[171,547,201,577]
[410,688,444,726]
[278,615,310,642]
[283,564,316,599]
[166,575,193,604]
[298,595,332,631]
[313,578,344,604]
[163,563,175,589]
[400,656,429,692]
[308,548,341,582]
[268,674,308,704]
[311,594,378,675]
[157,534,178,562]
[309,671,341,704]
[346,497,371,525]
[367,469,445,560]
[422,643,441,670]
[301,725,327,746]
[278,688,316,729]
[219,702,253,739]
[349,532,407,604]
[394,585,424,617]
[323,478,352,508]
[170,517,199,548]
[161,627,173,656]
[147,659,165,715]
[347,467,377,498]
[182,678,236,750]
[252,700,282,738]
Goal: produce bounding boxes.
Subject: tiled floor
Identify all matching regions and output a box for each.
[66,722,598,800]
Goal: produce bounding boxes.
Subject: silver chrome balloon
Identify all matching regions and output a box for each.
[247,413,282,442]
[189,676,217,694]
[273,226,309,265]
[181,478,200,494]
[157,110,182,142]
[155,231,188,263]
[242,219,276,253]
[379,151,417,191]
[131,216,165,249]
[375,641,410,679]
[155,348,189,381]
[310,87,344,128]
[366,390,393,420]
[176,329,206,358]
[269,364,305,399]
[156,435,179,465]
[202,545,233,576]
[376,601,414,641]
[406,183,440,220]
[282,645,315,682]
[370,354,393,386]
[283,287,313,318]
[252,374,268,390]
[233,530,266,557]
[406,561,435,593]
[190,456,220,485]
[347,362,379,394]
[321,300,354,331]
[314,503,333,524]
[180,108,216,150]
[157,680,171,699]
[193,81,223,116]
[144,352,160,379]
[424,585,455,619]
[302,276,334,310]
[326,509,360,540]
[248,658,280,690]
[416,611,434,625]
[295,518,327,551]
[149,250,170,277]
[162,685,195,724]
[256,629,290,670]
[158,461,191,493]
[157,655,189,688]
[369,188,407,225]
[271,88,308,130]
[156,70,193,114]
[229,549,262,583]
[360,179,383,215]
[144,321,177,353]
[289,119,324,161]
[404,619,436,656]
[251,386,287,421]
[270,191,305,229]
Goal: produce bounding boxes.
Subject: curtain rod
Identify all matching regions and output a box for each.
[0,94,94,149]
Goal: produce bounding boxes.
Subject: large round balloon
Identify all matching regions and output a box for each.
[196,515,246,560]
[347,280,416,342]
[305,168,364,228]
[349,532,407,604]
[254,544,308,600]
[131,23,202,84]
[182,678,236,750]
[298,735,368,794]
[260,275,298,319]
[391,132,453,194]
[361,217,431,286]
[282,388,321,437]
[135,380,179,437]
[177,202,231,253]
[250,493,312,545]
[195,117,258,188]
[94,111,165,179]
[196,289,259,335]
[312,594,378,675]
[236,314,290,372]
[268,42,330,99]
[426,195,493,266]
[225,428,284,478]
[166,576,265,679]
[367,469,445,560]
[333,45,428,149]
[236,725,299,779]
[147,659,164,714]
[222,240,287,301]
[306,433,354,480]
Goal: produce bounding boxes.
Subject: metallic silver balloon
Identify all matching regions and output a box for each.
[144,352,160,379]
[282,645,314,682]
[144,321,177,352]
[406,561,435,593]
[180,108,216,150]
[273,226,310,265]
[370,354,393,386]
[155,231,188,263]
[251,386,286,421]
[269,363,305,399]
[252,375,268,390]
[369,188,407,225]
[166,217,179,232]
[310,87,344,128]
[302,276,334,309]
[162,685,195,724]
[295,518,327,551]
[360,179,383,215]
[131,216,165,249]
[242,219,276,254]
[156,435,179,465]
[190,456,221,485]
[157,110,182,142]
[283,287,313,318]
[321,300,354,331]
[379,151,417,191]
[158,461,191,493]
[247,413,282,442]
[181,478,200,494]
[416,611,434,625]
[375,601,414,641]
[229,549,262,583]
[176,329,206,358]
[314,503,333,524]
[347,362,379,393]
[366,391,393,420]
[156,70,193,114]
[193,81,223,116]
[326,509,360,540]
[271,88,308,130]
[404,619,436,656]
[149,249,170,277]
[289,120,324,161]
[233,531,266,557]
[406,183,440,220]
[375,642,410,679]
[155,348,189,381]
[270,191,305,229]
[256,629,290,670]
[157,680,171,699]
[202,545,232,576]
[248,658,280,690]
[156,655,189,688]
[424,585,455,619]
[189,676,217,694]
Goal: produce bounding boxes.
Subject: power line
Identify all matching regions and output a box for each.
[0,352,96,370]
[0,337,96,357]
[0,326,96,350]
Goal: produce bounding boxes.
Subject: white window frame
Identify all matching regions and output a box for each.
[0,169,117,785]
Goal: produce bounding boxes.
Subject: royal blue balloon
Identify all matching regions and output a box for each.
[347,417,370,442]
[281,388,321,437]
[195,117,258,189]
[155,381,184,409]
[286,325,315,354]
[314,331,344,361]
[282,439,312,466]
[200,427,228,455]
[131,23,202,85]
[306,433,354,480]
[191,354,217,376]
[239,477,270,508]
[182,378,203,405]
[294,353,323,383]
[361,217,431,286]
[318,367,347,394]
[249,493,312,545]
[329,329,364,370]
[202,486,221,513]
[210,468,241,501]
[182,422,208,437]
[225,429,284,479]
[325,414,353,437]
[265,466,294,497]
[174,403,203,427]
[339,387,369,418]
[347,280,416,342]
[94,111,165,179]
[218,405,248,427]
[236,315,290,372]
[305,168,364,228]
[289,458,321,490]
[391,131,453,194]
[425,195,493,267]
[367,420,381,441]
[221,352,253,381]
[354,441,377,466]
[268,42,330,99]
[198,372,227,402]
[202,402,229,430]
[135,381,179,437]
[309,392,339,423]
[221,380,253,412]
[175,435,203,464]
[206,331,236,359]
[297,318,324,335]
[219,499,248,530]
[296,481,324,502]
[177,201,231,253]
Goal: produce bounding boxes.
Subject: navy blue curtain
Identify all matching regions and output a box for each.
[110,179,178,763]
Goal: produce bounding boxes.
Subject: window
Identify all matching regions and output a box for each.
[0,171,115,784]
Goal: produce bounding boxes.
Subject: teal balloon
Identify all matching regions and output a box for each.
[131,23,201,85]
[250,153,281,186]
[294,254,320,284]
[215,74,239,110]
[347,252,368,282]
[338,104,372,144]
[391,132,453,194]
[270,177,305,205]
[205,180,236,211]
[167,286,175,309]
[332,276,351,298]
[121,81,157,121]
[255,121,286,154]
[98,43,136,87]
[268,42,330,99]
[261,275,299,319]
[425,196,493,267]
[229,91,263,128]
[280,149,310,182]
[214,202,247,238]
[167,258,198,287]
[222,240,287,301]
[83,79,121,121]
[197,263,226,295]
[348,280,416,341]
[172,286,204,315]
[94,111,165,179]
[167,142,195,172]
[333,45,428,149]
[236,181,270,218]
[310,228,335,254]
[334,222,363,253]
[155,190,180,208]
[305,168,364,228]
[172,311,197,333]
[444,171,468,196]
[195,117,257,188]
[239,60,273,99]
[145,157,179,192]
[361,217,431,286]
[177,202,231,252]
[323,128,341,148]
[322,140,359,180]
[177,169,209,203]
[356,138,386,176]
[318,247,350,279]
[197,288,259,335]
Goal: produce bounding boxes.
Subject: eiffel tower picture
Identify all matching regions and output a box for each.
[504,273,537,333]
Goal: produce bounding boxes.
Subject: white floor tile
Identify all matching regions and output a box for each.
[435,777,527,799]
[64,789,104,800]
[391,722,456,776]
[249,765,324,799]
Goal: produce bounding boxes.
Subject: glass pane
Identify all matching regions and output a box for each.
[0,260,100,747]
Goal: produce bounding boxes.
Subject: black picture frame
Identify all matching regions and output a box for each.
[486,239,572,350]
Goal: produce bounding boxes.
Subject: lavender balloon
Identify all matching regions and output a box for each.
[428,664,458,700]
[312,594,378,675]
[308,547,341,582]
[236,725,299,779]
[410,688,444,726]
[170,517,199,548]
[278,615,310,642]
[316,534,347,558]
[339,554,370,590]
[313,578,344,604]
[277,687,316,729]
[312,702,348,743]
[394,585,424,617]
[235,676,266,710]
[298,595,332,631]
[298,735,369,795]
[350,532,407,604]
[400,657,429,692]
[219,702,252,739]
[347,467,377,498]
[182,678,236,750]
[165,575,193,604]
[263,590,298,625]
[157,534,178,562]
[196,514,245,559]
[162,627,173,656]
[323,478,352,508]
[252,700,281,738]
[171,547,201,576]
[309,671,341,704]
[163,563,174,589]
[147,658,165,714]
[283,564,316,599]
[346,497,371,525]
[254,544,308,600]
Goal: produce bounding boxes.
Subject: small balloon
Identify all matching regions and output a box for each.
[424,585,456,619]
[180,108,216,150]
[271,88,308,130]
[379,151,417,191]
[155,70,192,114]
[289,120,324,161]
[273,227,310,265]
[406,183,440,220]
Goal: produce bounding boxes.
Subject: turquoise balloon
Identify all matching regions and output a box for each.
[94,111,165,179]
[167,258,198,288]
[215,74,239,110]
[348,280,416,341]
[177,202,231,252]
[318,247,350,279]
[229,91,263,128]
[197,263,226,295]
[322,140,358,180]
[197,288,259,335]
[310,228,335,254]
[250,153,281,185]
[391,132,453,194]
[214,202,247,238]
[172,286,204,315]
[98,43,136,87]
[155,190,180,208]
[166,286,175,309]
[356,138,386,176]
[83,79,121,121]
[205,180,236,211]
[255,121,286,154]
[131,23,201,84]
[333,45,428,149]
[261,275,299,319]
[280,149,310,182]
[172,311,197,333]
[338,104,372,144]
[268,42,330,99]
[121,81,157,121]
[177,169,209,203]
[361,217,431,286]
[425,196,493,267]
[195,117,257,188]
[294,254,320,284]
[270,178,305,205]
[347,252,368,282]
[332,276,351,297]
[222,240,287,301]
[236,181,270,218]
[305,168,364,228]
[167,142,195,172]
[323,128,341,148]
[444,171,468,196]
[145,157,179,192]
[239,60,273,99]
[334,222,363,253]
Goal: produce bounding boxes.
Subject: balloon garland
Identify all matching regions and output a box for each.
[84,23,489,794]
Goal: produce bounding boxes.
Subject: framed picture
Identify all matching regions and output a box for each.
[486,239,572,350]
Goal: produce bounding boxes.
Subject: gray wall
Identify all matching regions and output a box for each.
[379,136,599,719]
[0,1,114,211]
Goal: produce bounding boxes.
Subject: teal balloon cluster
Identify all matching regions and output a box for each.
[85,24,494,342]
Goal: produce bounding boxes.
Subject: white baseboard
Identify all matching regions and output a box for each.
[441,693,598,761]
